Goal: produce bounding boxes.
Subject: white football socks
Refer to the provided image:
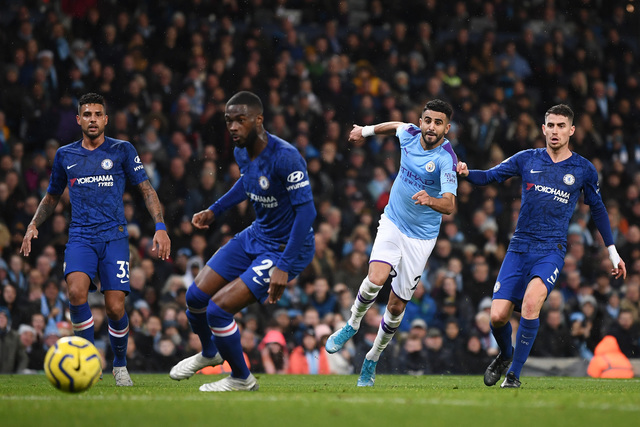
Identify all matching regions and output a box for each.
[348,277,381,329]
[366,308,404,362]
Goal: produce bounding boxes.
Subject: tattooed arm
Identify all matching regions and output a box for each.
[137,179,171,260]
[20,193,61,256]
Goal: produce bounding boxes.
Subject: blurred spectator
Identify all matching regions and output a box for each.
[149,334,182,372]
[532,309,576,357]
[397,327,430,375]
[240,329,263,374]
[473,310,499,357]
[18,323,44,371]
[424,327,448,374]
[260,329,289,374]
[571,294,606,357]
[0,283,27,328]
[288,326,330,374]
[606,309,640,358]
[459,334,492,375]
[40,279,65,334]
[125,334,147,372]
[0,306,28,373]
[441,317,466,374]
[620,281,640,321]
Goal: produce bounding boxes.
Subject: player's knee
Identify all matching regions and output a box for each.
[67,286,86,305]
[520,300,542,319]
[105,304,124,320]
[185,284,209,310]
[366,274,387,287]
[490,312,510,327]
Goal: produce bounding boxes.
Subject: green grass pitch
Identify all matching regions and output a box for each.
[1,374,639,427]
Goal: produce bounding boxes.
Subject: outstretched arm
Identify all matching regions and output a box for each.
[456,161,497,185]
[137,179,171,260]
[193,176,248,230]
[21,193,61,256]
[348,122,405,145]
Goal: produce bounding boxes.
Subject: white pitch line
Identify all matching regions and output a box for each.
[0,394,639,412]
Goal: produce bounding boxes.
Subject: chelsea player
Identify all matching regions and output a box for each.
[457,104,627,388]
[169,91,316,391]
[325,99,458,386]
[20,93,171,386]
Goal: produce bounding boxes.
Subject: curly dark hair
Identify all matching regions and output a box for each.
[423,99,453,121]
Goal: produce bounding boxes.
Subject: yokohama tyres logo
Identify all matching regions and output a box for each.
[70,175,114,187]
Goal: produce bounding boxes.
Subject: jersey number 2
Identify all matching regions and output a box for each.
[252,259,275,285]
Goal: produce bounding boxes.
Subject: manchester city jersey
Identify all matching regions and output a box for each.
[385,123,458,240]
[234,132,314,245]
[48,137,149,243]
[482,148,604,252]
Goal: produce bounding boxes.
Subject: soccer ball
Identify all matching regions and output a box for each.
[44,336,102,393]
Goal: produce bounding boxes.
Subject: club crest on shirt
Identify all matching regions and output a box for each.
[101,158,113,170]
[425,161,436,173]
[563,174,575,185]
[259,176,270,190]
[493,281,501,293]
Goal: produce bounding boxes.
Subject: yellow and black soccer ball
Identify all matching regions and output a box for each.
[44,336,102,393]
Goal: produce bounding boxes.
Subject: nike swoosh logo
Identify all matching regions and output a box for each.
[120,280,129,284]
[530,169,543,174]
[252,277,269,286]
[67,164,78,169]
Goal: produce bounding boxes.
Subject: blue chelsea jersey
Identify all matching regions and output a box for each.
[487,148,604,252]
[234,132,314,245]
[385,123,458,240]
[48,137,149,243]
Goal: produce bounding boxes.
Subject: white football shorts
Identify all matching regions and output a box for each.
[369,214,436,301]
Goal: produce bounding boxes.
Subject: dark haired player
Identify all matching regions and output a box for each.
[457,104,626,388]
[325,99,458,386]
[169,91,316,391]
[21,93,171,386]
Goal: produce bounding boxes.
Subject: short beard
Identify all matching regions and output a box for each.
[83,129,103,140]
[422,132,443,148]
[236,128,258,148]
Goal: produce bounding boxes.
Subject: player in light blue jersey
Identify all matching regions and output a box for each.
[169,91,316,392]
[20,93,171,386]
[325,99,458,386]
[457,104,627,388]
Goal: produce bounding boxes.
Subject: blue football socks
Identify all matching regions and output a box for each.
[108,312,129,367]
[69,302,95,343]
[491,322,514,359]
[207,302,250,379]
[510,317,540,378]
[185,284,219,358]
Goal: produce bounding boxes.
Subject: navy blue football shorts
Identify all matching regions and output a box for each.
[492,249,565,312]
[64,237,131,294]
[207,229,315,304]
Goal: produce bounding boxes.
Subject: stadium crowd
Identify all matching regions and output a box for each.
[1,0,640,376]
